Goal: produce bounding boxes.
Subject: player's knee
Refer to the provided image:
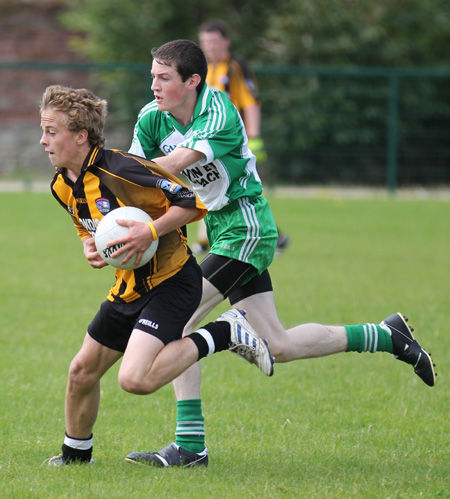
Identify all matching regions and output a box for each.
[118,371,158,395]
[67,357,98,391]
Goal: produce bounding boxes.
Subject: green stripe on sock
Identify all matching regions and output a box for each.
[175,399,205,453]
[345,323,393,354]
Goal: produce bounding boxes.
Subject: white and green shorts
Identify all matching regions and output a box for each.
[204,195,278,277]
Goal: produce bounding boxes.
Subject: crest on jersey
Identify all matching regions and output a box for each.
[96,197,111,214]
[156,179,181,193]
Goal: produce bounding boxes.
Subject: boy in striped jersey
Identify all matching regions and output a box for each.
[40,85,273,467]
[115,40,436,468]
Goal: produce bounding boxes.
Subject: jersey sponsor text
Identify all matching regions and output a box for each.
[80,218,99,235]
[182,163,221,187]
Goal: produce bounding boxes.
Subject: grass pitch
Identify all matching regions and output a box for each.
[0,191,448,498]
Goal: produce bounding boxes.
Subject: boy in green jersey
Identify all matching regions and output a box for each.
[110,40,436,468]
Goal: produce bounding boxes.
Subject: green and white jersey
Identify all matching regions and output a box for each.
[129,85,263,211]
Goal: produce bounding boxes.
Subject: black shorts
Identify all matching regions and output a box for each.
[200,253,273,305]
[88,257,202,352]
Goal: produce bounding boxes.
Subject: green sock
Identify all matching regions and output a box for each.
[345,323,393,354]
[174,399,205,453]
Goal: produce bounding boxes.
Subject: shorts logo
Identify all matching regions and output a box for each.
[138,318,159,330]
[96,197,110,214]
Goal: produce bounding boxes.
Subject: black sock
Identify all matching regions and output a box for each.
[62,433,93,463]
[189,322,231,359]
[62,444,92,463]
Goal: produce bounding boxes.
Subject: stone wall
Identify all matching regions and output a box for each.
[0,0,109,176]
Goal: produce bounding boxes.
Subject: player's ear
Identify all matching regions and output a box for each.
[188,74,202,91]
[76,129,89,145]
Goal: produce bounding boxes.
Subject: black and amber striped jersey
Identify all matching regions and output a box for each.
[206,56,259,116]
[51,146,207,303]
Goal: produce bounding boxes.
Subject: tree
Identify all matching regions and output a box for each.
[59,0,450,185]
[60,0,274,63]
[59,0,275,125]
[263,0,450,67]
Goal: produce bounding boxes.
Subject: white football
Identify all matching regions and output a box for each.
[95,206,159,270]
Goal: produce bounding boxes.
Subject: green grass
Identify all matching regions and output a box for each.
[0,192,449,498]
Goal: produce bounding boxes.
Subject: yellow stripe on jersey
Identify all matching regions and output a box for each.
[206,58,259,115]
[51,147,205,303]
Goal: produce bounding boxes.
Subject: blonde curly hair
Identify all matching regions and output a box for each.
[40,85,107,148]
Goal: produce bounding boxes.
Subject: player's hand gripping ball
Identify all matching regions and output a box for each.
[95,206,159,270]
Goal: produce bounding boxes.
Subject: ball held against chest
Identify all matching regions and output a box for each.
[95,206,159,270]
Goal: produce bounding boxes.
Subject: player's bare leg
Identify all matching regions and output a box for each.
[45,334,122,466]
[65,334,123,438]
[118,331,200,395]
[235,293,436,385]
[173,363,202,400]
[234,291,348,361]
[173,278,225,400]
[119,301,273,396]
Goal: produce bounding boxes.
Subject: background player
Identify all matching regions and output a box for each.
[195,19,289,255]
